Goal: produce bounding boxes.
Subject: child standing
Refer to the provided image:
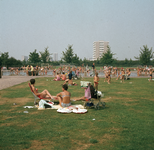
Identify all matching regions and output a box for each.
[121,69,125,82]
[107,70,111,84]
[94,72,99,91]
[149,69,153,82]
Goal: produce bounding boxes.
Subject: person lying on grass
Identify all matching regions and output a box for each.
[30,79,57,100]
[56,84,71,107]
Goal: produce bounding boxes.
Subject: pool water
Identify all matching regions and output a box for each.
[1,70,137,77]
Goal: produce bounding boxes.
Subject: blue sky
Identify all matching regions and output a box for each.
[0,0,154,60]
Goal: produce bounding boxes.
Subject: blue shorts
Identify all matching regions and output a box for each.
[61,102,71,107]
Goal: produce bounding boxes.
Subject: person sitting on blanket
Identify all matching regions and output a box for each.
[61,72,66,81]
[53,73,61,81]
[30,79,57,100]
[56,84,71,107]
[63,71,73,85]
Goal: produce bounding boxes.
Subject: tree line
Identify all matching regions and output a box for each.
[0,45,154,68]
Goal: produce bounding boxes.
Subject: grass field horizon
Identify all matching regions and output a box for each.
[0,77,154,150]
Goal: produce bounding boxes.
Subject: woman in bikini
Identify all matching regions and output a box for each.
[57,84,71,107]
[61,72,66,81]
[53,73,61,81]
[30,79,57,100]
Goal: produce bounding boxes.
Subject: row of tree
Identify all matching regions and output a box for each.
[0,52,22,67]
[0,45,154,68]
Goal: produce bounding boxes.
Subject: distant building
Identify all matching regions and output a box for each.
[88,58,93,61]
[53,53,58,61]
[93,41,109,61]
[21,56,28,61]
[49,56,53,62]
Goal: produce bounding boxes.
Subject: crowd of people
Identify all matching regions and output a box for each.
[2,64,154,82]
[9,65,49,76]
[27,64,153,108]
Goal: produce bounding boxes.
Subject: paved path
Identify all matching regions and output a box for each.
[0,75,51,90]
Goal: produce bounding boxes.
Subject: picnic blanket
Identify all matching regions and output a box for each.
[24,99,85,112]
[57,105,87,114]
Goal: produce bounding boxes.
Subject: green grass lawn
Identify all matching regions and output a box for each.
[0,77,154,150]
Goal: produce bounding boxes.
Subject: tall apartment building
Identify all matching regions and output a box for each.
[93,41,109,61]
[53,53,58,61]
[21,55,28,61]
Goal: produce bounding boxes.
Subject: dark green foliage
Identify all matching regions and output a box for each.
[39,47,51,63]
[61,45,74,63]
[89,139,98,143]
[135,45,154,65]
[0,52,22,67]
[0,52,9,66]
[29,49,41,63]
[100,46,115,65]
[61,45,80,65]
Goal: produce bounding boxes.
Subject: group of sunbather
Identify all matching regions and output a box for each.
[30,70,100,108]
[30,78,71,107]
[53,70,78,86]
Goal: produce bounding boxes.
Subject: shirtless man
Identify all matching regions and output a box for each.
[94,72,99,90]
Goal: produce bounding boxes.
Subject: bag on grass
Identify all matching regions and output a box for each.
[39,100,53,109]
